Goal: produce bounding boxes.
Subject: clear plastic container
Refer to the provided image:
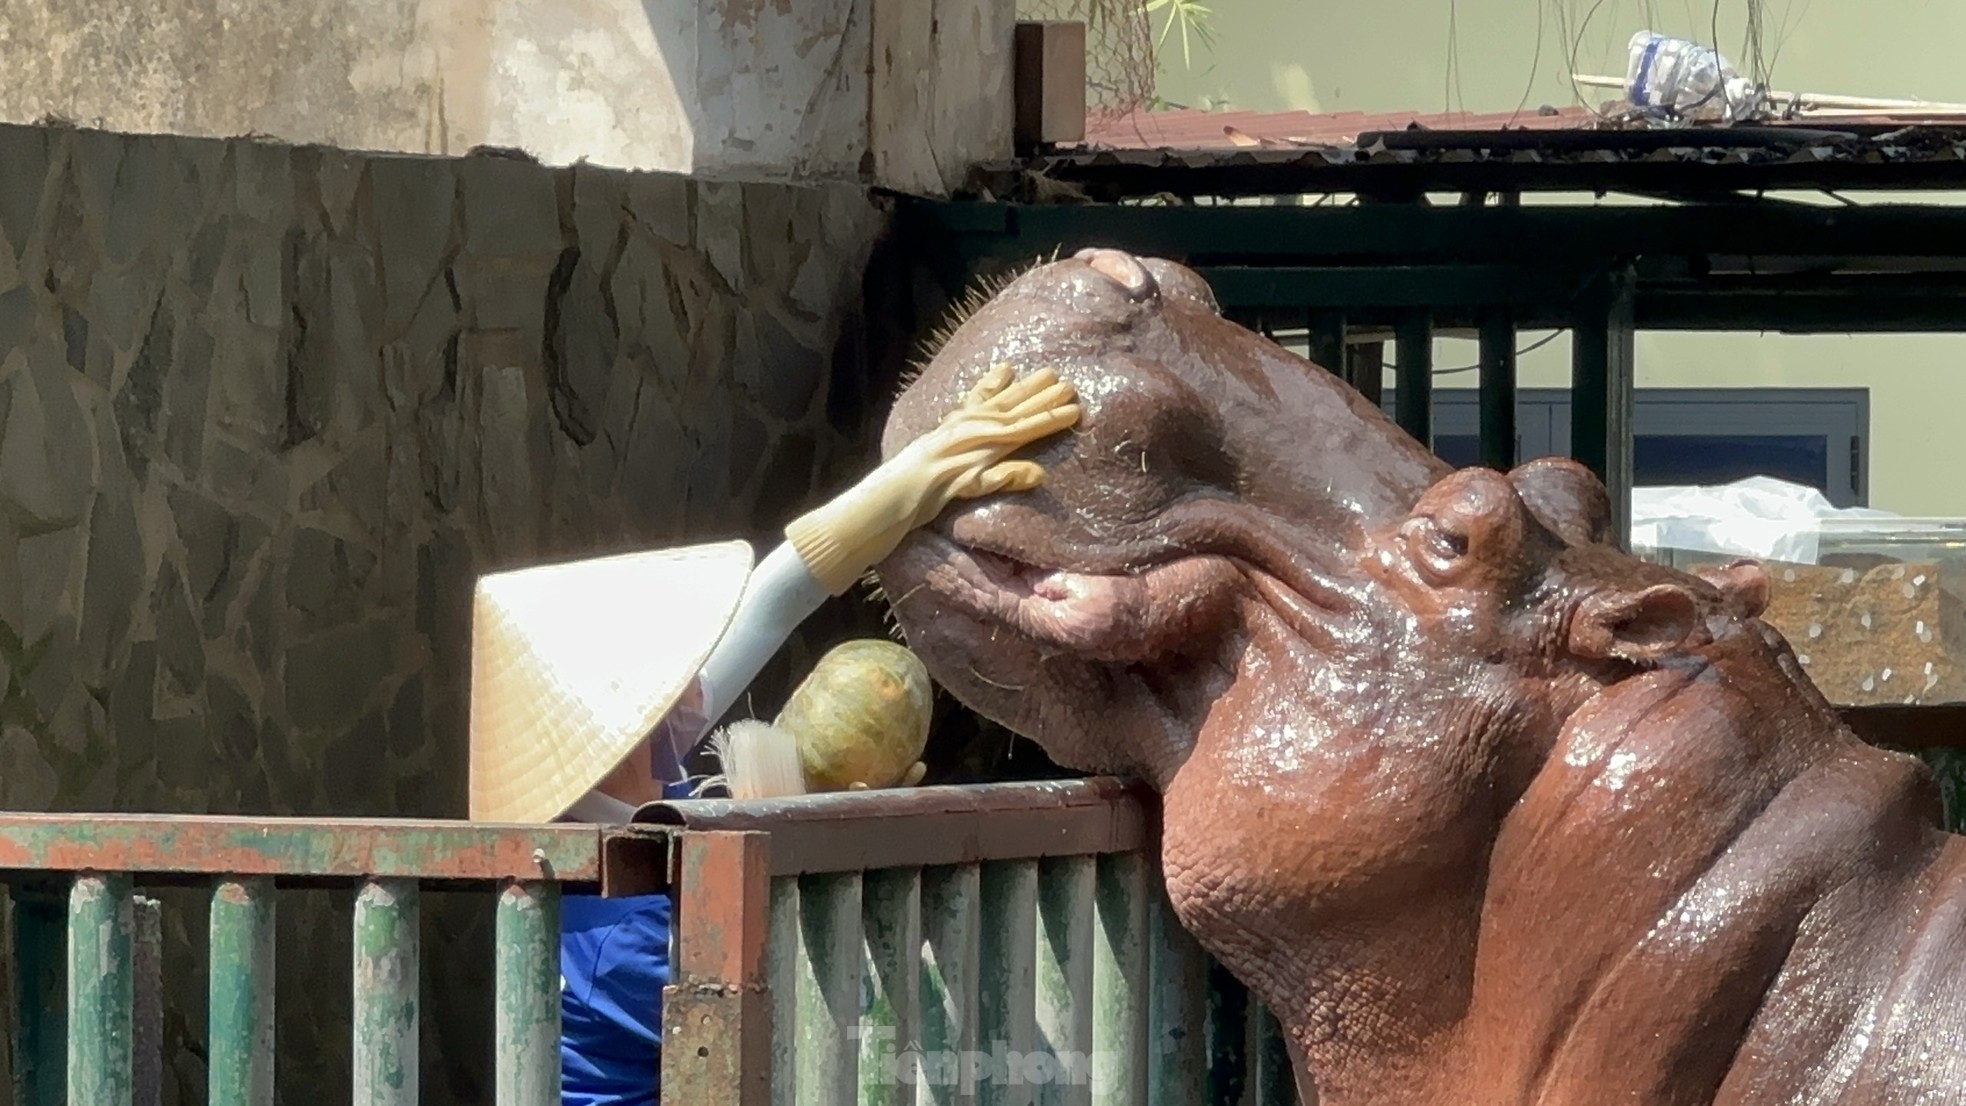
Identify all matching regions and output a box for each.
[1624,31,1761,124]
[1637,518,1966,706]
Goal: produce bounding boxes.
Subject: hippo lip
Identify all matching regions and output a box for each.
[885,531,1181,663]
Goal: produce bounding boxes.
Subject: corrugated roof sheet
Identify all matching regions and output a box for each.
[1083,105,1602,150]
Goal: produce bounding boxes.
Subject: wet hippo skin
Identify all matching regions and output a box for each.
[875,249,1966,1105]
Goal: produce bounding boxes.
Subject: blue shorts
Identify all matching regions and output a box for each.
[559,779,698,1105]
[560,887,672,1106]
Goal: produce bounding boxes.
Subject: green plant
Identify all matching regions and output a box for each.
[1144,0,1217,69]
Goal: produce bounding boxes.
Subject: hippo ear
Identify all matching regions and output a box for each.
[1694,559,1771,619]
[1569,583,1708,664]
[1508,459,1611,546]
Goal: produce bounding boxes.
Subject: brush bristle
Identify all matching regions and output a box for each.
[898,253,1057,405]
[710,720,808,801]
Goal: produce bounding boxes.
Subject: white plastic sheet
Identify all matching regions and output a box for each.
[1629,475,1899,565]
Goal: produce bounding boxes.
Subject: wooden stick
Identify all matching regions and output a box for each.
[1573,72,1966,113]
[1797,107,1966,119]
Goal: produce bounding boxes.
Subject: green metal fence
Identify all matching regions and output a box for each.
[0,782,1302,1106]
[0,815,623,1106]
[639,778,1306,1106]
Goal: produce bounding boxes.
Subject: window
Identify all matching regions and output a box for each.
[1378,388,1869,507]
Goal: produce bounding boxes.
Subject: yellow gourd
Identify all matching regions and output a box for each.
[774,639,933,792]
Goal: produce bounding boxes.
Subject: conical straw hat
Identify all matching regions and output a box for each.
[468,540,755,823]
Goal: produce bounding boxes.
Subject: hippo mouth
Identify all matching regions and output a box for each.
[883,530,1230,665]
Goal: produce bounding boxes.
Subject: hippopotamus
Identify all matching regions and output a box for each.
[874,248,1966,1105]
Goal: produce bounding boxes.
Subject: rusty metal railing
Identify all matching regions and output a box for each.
[635,777,1305,1106]
[0,786,1304,1106]
[0,814,638,1106]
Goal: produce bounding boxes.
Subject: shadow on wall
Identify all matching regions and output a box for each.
[0,121,900,1104]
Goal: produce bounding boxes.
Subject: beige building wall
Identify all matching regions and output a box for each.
[1153,0,1966,516]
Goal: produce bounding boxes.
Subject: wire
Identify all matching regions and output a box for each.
[1446,0,1461,116]
[1259,331,1568,377]
[1559,0,1616,120]
[1384,331,1567,376]
[1766,0,1810,92]
[1508,0,1551,125]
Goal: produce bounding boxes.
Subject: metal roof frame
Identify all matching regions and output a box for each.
[895,185,1966,565]
[966,122,1966,203]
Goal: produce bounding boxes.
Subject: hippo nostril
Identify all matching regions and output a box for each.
[1076,248,1158,301]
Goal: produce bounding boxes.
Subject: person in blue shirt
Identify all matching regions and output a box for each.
[464,364,1080,1105]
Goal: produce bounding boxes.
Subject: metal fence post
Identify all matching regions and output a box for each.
[1036,856,1095,1106]
[353,878,421,1106]
[210,877,277,1106]
[1146,886,1208,1106]
[1394,311,1434,449]
[1477,308,1518,471]
[794,872,864,1106]
[859,868,922,1106]
[1091,853,1148,1106]
[979,861,1038,1106]
[67,872,135,1106]
[1572,263,1638,548]
[919,864,981,1106]
[1347,342,1385,407]
[1306,309,1347,378]
[767,877,799,1106]
[494,879,562,1106]
[663,831,774,1106]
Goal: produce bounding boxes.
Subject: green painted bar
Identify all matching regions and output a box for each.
[766,877,800,1106]
[1476,309,1519,472]
[1035,855,1095,1106]
[209,878,276,1106]
[1571,263,1638,549]
[67,872,135,1106]
[793,872,862,1106]
[494,880,561,1106]
[1248,1001,1297,1106]
[918,864,981,1106]
[978,860,1037,1106]
[1145,888,1208,1106]
[859,868,922,1106]
[1091,854,1148,1106]
[14,886,67,1106]
[352,878,420,1106]
[1347,341,1385,408]
[1304,308,1347,376]
[1393,311,1434,450]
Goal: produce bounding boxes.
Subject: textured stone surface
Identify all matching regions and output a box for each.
[0,121,896,1105]
[0,0,1012,193]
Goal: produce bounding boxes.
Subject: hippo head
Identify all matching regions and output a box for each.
[878,249,1753,787]
[873,249,1849,1098]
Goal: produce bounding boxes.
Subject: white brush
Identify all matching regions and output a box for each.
[707,719,809,800]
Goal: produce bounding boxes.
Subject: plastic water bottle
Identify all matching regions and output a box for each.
[1623,31,1760,123]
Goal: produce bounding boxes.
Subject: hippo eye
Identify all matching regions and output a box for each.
[1428,525,1469,562]
[1399,516,1472,583]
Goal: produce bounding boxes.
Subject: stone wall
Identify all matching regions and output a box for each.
[0,121,899,1103]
